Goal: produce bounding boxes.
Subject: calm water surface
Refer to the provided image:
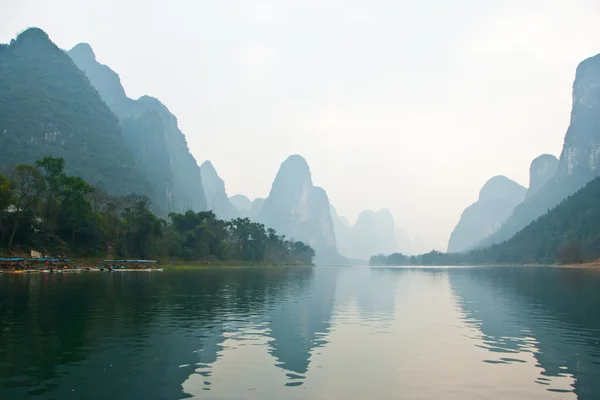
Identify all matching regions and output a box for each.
[1,266,600,399]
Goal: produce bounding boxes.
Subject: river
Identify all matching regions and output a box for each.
[0,266,599,399]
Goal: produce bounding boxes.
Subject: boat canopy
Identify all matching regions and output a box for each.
[28,258,71,262]
[0,257,25,261]
[102,259,157,263]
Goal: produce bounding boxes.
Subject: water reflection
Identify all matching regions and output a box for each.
[265,266,337,385]
[334,267,397,326]
[448,266,600,399]
[1,266,600,399]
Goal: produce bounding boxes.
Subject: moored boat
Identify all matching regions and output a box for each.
[0,257,27,273]
[102,259,163,272]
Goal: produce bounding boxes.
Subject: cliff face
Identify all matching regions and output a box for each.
[257,155,339,263]
[0,28,149,197]
[68,43,206,214]
[526,154,559,199]
[249,198,266,217]
[557,54,600,180]
[200,161,239,220]
[448,176,526,253]
[330,205,352,256]
[479,53,600,248]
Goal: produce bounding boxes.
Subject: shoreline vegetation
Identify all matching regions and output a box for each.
[371,261,600,269]
[0,157,316,267]
[0,254,315,270]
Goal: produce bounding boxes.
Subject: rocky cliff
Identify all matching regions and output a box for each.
[526,154,558,199]
[0,28,149,197]
[257,155,340,263]
[200,161,238,220]
[479,53,600,248]
[249,198,266,217]
[329,205,352,256]
[448,176,526,253]
[68,43,206,214]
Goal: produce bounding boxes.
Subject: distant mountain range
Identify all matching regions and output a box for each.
[330,207,400,260]
[9,27,596,266]
[374,174,600,265]
[68,42,207,214]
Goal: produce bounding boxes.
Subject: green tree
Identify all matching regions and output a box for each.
[58,176,93,247]
[7,164,44,252]
[35,156,67,230]
[121,198,164,258]
[0,173,12,246]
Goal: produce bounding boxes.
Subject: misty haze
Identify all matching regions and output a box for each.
[2,1,600,399]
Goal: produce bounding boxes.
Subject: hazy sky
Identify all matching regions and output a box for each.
[3,0,600,250]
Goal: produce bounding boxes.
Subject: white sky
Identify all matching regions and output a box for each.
[3,0,600,250]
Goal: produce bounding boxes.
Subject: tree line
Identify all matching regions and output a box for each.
[0,156,314,264]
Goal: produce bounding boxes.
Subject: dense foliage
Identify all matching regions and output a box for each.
[371,176,600,266]
[0,157,315,265]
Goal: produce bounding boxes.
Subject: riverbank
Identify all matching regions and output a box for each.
[0,254,313,270]
[561,260,600,269]
[371,261,600,268]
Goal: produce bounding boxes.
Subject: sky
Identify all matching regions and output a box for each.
[3,0,600,250]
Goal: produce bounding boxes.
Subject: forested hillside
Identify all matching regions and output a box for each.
[0,157,314,264]
[0,28,149,198]
[372,176,600,266]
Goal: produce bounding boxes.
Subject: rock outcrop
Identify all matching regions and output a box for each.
[257,155,340,263]
[526,154,558,199]
[68,43,206,214]
[330,205,352,256]
[448,176,526,253]
[200,161,239,220]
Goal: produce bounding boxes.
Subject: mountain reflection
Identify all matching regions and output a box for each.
[335,267,398,323]
[448,267,600,399]
[265,266,337,385]
[3,266,599,399]
[0,268,316,399]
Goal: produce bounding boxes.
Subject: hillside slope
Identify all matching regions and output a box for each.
[68,42,206,214]
[0,28,149,197]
